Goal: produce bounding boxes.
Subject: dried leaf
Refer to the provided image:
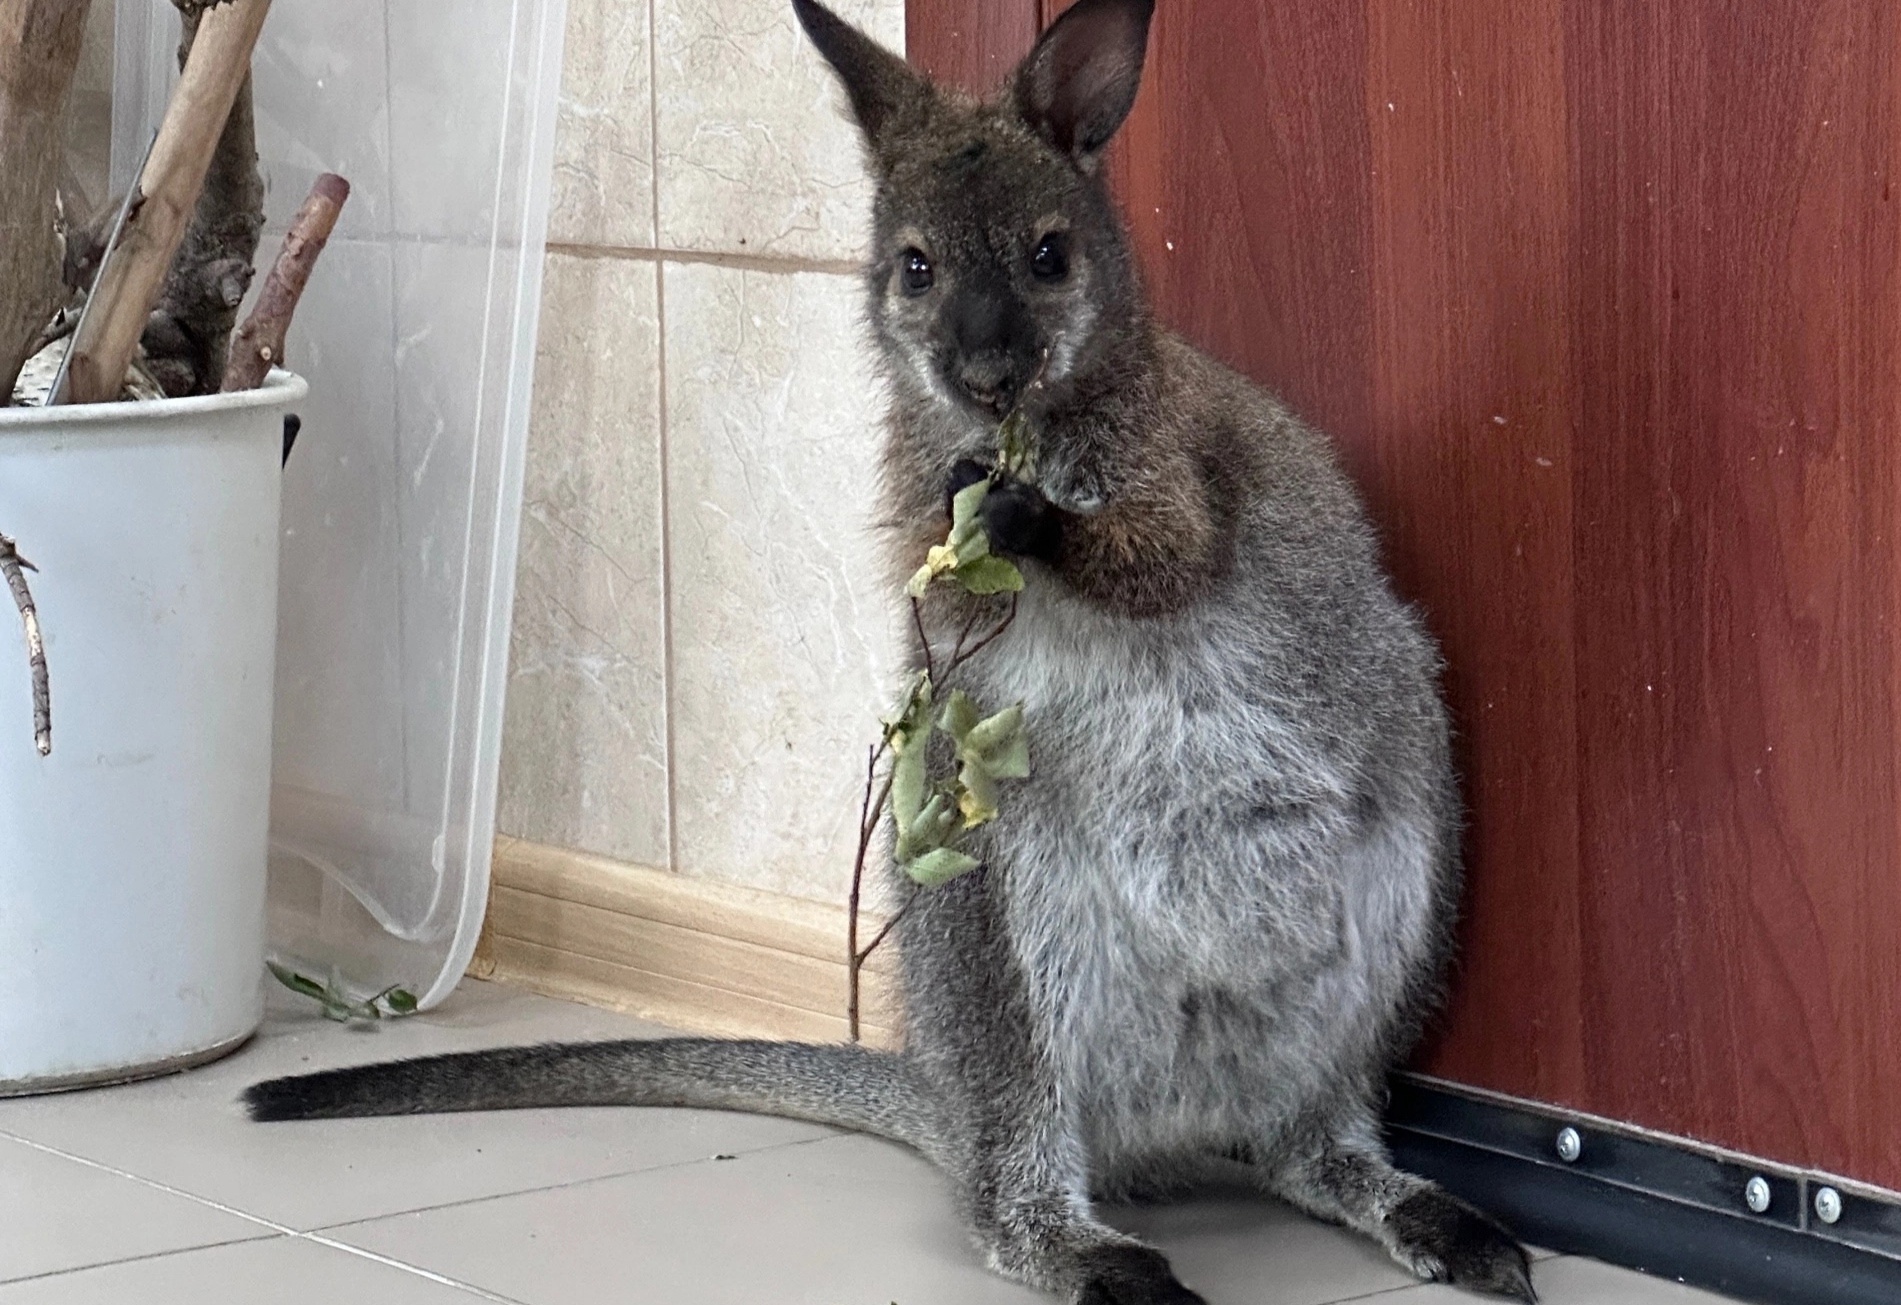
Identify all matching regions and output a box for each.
[957,762,1000,827]
[998,409,1036,479]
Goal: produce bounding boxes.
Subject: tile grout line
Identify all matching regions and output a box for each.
[0,1131,295,1235]
[0,1110,840,1278]
[546,240,862,277]
[0,1237,297,1291]
[295,1234,532,1304]
[0,1230,529,1303]
[1309,1255,1576,1305]
[647,0,681,877]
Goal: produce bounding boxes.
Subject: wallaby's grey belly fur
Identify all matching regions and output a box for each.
[930,542,1449,1190]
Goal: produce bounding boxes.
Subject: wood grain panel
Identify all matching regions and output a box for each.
[1557,1,1901,1184]
[1359,0,1585,1107]
[906,0,1038,96]
[475,838,901,1048]
[1110,0,1378,450]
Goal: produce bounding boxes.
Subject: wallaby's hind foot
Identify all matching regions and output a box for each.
[1073,1245,1207,1305]
[1384,1188,1536,1303]
[1260,1131,1535,1303]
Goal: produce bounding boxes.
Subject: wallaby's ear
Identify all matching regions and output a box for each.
[793,0,928,146]
[1013,0,1153,164]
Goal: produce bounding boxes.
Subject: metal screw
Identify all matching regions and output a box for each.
[1745,1176,1771,1214]
[1815,1186,1843,1225]
[1555,1127,1582,1163]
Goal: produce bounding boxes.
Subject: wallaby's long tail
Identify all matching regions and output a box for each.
[243,1039,942,1156]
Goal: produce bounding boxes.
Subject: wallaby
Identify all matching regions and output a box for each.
[243,2,1534,1301]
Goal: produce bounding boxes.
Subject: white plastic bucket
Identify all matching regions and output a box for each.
[0,371,305,1093]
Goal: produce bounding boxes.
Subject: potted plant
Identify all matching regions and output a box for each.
[0,0,341,1092]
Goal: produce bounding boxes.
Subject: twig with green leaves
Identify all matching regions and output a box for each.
[267,960,418,1023]
[846,397,1043,1042]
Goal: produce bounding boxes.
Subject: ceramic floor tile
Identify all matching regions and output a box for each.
[0,980,829,1231]
[0,1135,273,1285]
[1370,1253,1736,1304]
[335,1128,1727,1305]
[332,1131,1048,1305]
[1103,1190,1428,1304]
[0,1236,507,1304]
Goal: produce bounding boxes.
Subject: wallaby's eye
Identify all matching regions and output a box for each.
[1031,232,1069,282]
[899,248,934,296]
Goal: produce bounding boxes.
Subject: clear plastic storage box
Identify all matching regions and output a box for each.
[111,0,567,1007]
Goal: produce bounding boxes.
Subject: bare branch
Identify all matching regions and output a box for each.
[910,595,935,685]
[952,593,1019,669]
[222,173,349,391]
[0,533,50,755]
[133,0,265,395]
[0,0,93,402]
[846,743,896,1043]
[855,887,918,966]
[61,0,272,403]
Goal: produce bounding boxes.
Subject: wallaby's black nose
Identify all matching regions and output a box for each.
[957,352,1018,411]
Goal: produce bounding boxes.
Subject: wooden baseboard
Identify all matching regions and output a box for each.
[471,836,901,1048]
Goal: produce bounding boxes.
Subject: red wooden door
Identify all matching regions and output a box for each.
[910,0,1901,1193]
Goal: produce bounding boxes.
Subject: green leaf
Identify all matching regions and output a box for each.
[370,984,419,1016]
[936,690,980,744]
[890,729,928,829]
[905,846,980,888]
[267,961,329,1001]
[951,554,1023,595]
[947,481,996,567]
[963,703,1030,779]
[949,478,990,539]
[998,410,1036,479]
[267,961,418,1023]
[983,732,1030,779]
[965,702,1024,754]
[897,792,956,862]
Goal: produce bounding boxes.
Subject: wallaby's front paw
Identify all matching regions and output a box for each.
[1385,1189,1536,1302]
[1074,1245,1206,1305]
[943,459,1061,562]
[981,477,1062,562]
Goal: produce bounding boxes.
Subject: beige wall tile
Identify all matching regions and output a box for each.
[654,0,902,262]
[662,261,903,903]
[550,0,656,248]
[499,252,669,867]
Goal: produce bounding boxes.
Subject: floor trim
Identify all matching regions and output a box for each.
[472,837,901,1048]
[1387,1075,1901,1305]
